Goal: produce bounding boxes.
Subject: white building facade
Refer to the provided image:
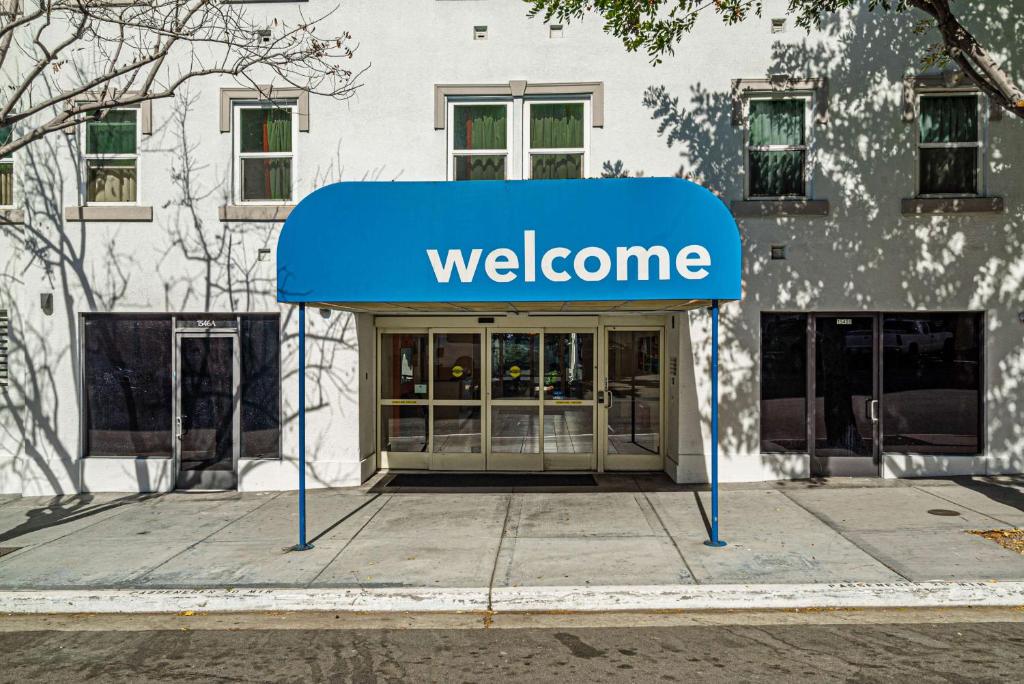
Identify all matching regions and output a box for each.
[1,0,1021,495]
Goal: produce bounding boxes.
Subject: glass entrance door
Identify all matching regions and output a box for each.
[811,315,879,476]
[542,331,596,470]
[488,331,543,470]
[603,329,664,470]
[176,334,239,490]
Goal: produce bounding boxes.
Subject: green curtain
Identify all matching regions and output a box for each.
[531,153,582,180]
[921,148,977,194]
[749,99,804,146]
[920,96,977,143]
[0,162,12,205]
[86,110,137,155]
[242,158,291,200]
[240,108,292,153]
[749,151,804,197]
[454,105,507,151]
[87,159,137,202]
[530,103,583,149]
[454,155,505,181]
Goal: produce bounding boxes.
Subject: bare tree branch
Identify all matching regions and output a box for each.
[0,0,361,156]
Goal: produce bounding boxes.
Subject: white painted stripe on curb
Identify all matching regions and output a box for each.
[490,582,1024,612]
[0,588,490,615]
[2,582,1024,615]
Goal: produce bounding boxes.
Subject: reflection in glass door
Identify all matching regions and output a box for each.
[811,315,879,476]
[488,331,542,470]
[432,332,483,469]
[176,334,239,490]
[543,332,596,470]
[379,333,430,469]
[604,330,663,470]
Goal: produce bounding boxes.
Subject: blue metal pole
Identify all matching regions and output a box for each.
[705,299,727,548]
[294,302,313,551]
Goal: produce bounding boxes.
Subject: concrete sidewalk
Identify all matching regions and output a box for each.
[2,474,1024,611]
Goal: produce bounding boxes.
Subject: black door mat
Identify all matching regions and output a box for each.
[386,473,598,488]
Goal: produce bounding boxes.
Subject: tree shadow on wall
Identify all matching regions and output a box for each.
[612,6,1023,485]
[0,84,397,517]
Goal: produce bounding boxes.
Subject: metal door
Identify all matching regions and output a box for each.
[175,332,240,490]
[809,315,880,476]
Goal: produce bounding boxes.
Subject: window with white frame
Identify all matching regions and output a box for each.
[446,96,590,181]
[917,93,982,196]
[84,108,138,204]
[744,96,811,199]
[448,102,510,181]
[0,125,12,207]
[525,101,587,179]
[234,102,296,202]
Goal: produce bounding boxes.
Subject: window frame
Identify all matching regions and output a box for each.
[82,107,140,206]
[915,91,985,199]
[446,98,513,181]
[0,125,13,208]
[233,100,298,205]
[743,93,813,200]
[523,97,591,180]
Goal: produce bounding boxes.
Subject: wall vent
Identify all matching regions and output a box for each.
[473,25,488,40]
[771,18,786,33]
[549,24,564,39]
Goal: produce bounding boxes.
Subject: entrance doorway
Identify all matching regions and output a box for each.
[175,332,240,489]
[378,318,664,472]
[810,314,879,477]
[605,329,663,470]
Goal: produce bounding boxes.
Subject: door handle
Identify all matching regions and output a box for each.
[866,399,879,422]
[607,391,614,409]
[176,416,184,439]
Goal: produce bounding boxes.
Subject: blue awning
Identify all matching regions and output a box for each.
[277,178,741,308]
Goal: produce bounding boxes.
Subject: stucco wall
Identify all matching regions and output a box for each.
[0,0,1021,493]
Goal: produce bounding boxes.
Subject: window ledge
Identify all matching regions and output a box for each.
[901,196,1004,216]
[64,205,153,222]
[0,208,24,224]
[219,204,295,222]
[730,199,830,218]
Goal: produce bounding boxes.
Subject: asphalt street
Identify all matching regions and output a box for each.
[2,609,1022,682]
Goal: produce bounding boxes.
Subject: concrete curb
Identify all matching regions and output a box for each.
[3,582,1024,614]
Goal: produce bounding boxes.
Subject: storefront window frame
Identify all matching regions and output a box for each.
[79,312,283,461]
[757,310,986,459]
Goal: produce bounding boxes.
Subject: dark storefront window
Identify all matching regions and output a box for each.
[882,313,982,454]
[84,316,173,457]
[240,315,281,459]
[760,314,808,452]
[84,313,281,459]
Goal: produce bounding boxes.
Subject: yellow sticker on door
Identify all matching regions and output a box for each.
[451,365,464,378]
[509,365,521,379]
